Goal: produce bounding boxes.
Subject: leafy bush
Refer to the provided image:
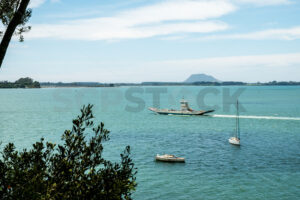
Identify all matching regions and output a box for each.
[0,104,137,200]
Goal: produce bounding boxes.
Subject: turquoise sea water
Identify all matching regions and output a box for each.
[0,86,300,199]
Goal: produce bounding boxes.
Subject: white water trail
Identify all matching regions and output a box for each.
[212,115,300,121]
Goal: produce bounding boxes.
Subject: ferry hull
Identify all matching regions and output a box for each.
[155,154,185,163]
[149,107,214,116]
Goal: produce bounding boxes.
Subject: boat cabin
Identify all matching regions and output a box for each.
[180,99,193,111]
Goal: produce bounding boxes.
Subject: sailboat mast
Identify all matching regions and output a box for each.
[236,100,240,139]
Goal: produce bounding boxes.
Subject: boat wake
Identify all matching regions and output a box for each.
[212,114,300,121]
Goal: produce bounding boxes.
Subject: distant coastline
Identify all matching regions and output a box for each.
[2,78,300,89]
[40,81,300,88]
[40,82,115,88]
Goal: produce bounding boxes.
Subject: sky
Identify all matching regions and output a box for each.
[1,0,300,83]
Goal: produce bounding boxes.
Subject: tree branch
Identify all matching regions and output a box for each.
[0,0,30,68]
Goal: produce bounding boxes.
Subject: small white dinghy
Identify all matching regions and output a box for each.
[155,154,185,163]
[229,100,241,146]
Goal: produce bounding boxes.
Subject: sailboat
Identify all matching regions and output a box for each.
[229,100,241,146]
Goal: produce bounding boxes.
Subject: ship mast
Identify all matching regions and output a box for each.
[236,100,240,139]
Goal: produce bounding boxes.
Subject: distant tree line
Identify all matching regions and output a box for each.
[41,82,115,87]
[140,81,300,86]
[37,81,300,88]
[0,77,40,88]
[256,81,300,86]
[140,81,247,86]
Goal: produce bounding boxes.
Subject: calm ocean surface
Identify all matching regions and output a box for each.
[0,86,299,199]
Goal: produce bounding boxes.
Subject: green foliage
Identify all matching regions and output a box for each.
[0,81,17,88]
[15,77,33,85]
[0,104,137,199]
[32,81,40,88]
[0,0,32,41]
[0,77,40,88]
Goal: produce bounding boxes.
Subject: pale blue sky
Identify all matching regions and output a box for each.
[1,0,300,82]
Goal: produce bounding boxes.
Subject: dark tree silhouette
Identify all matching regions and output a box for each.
[0,104,137,199]
[0,0,31,68]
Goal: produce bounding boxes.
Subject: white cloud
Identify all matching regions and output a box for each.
[29,0,60,8]
[3,51,300,82]
[119,53,300,82]
[29,21,229,40]
[25,0,296,41]
[159,52,300,68]
[29,0,46,8]
[160,35,187,40]
[200,26,300,40]
[28,0,235,40]
[232,0,292,6]
[120,0,236,24]
[32,53,300,82]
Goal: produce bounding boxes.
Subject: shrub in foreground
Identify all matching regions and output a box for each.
[0,104,137,200]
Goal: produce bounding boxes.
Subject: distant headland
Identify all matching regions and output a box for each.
[40,75,300,87]
[139,73,300,86]
[185,74,220,83]
[0,77,40,88]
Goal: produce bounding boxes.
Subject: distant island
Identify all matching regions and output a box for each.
[185,73,220,83]
[39,80,300,87]
[140,74,300,86]
[39,73,300,87]
[140,81,300,86]
[0,77,40,88]
[139,73,300,86]
[2,76,300,89]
